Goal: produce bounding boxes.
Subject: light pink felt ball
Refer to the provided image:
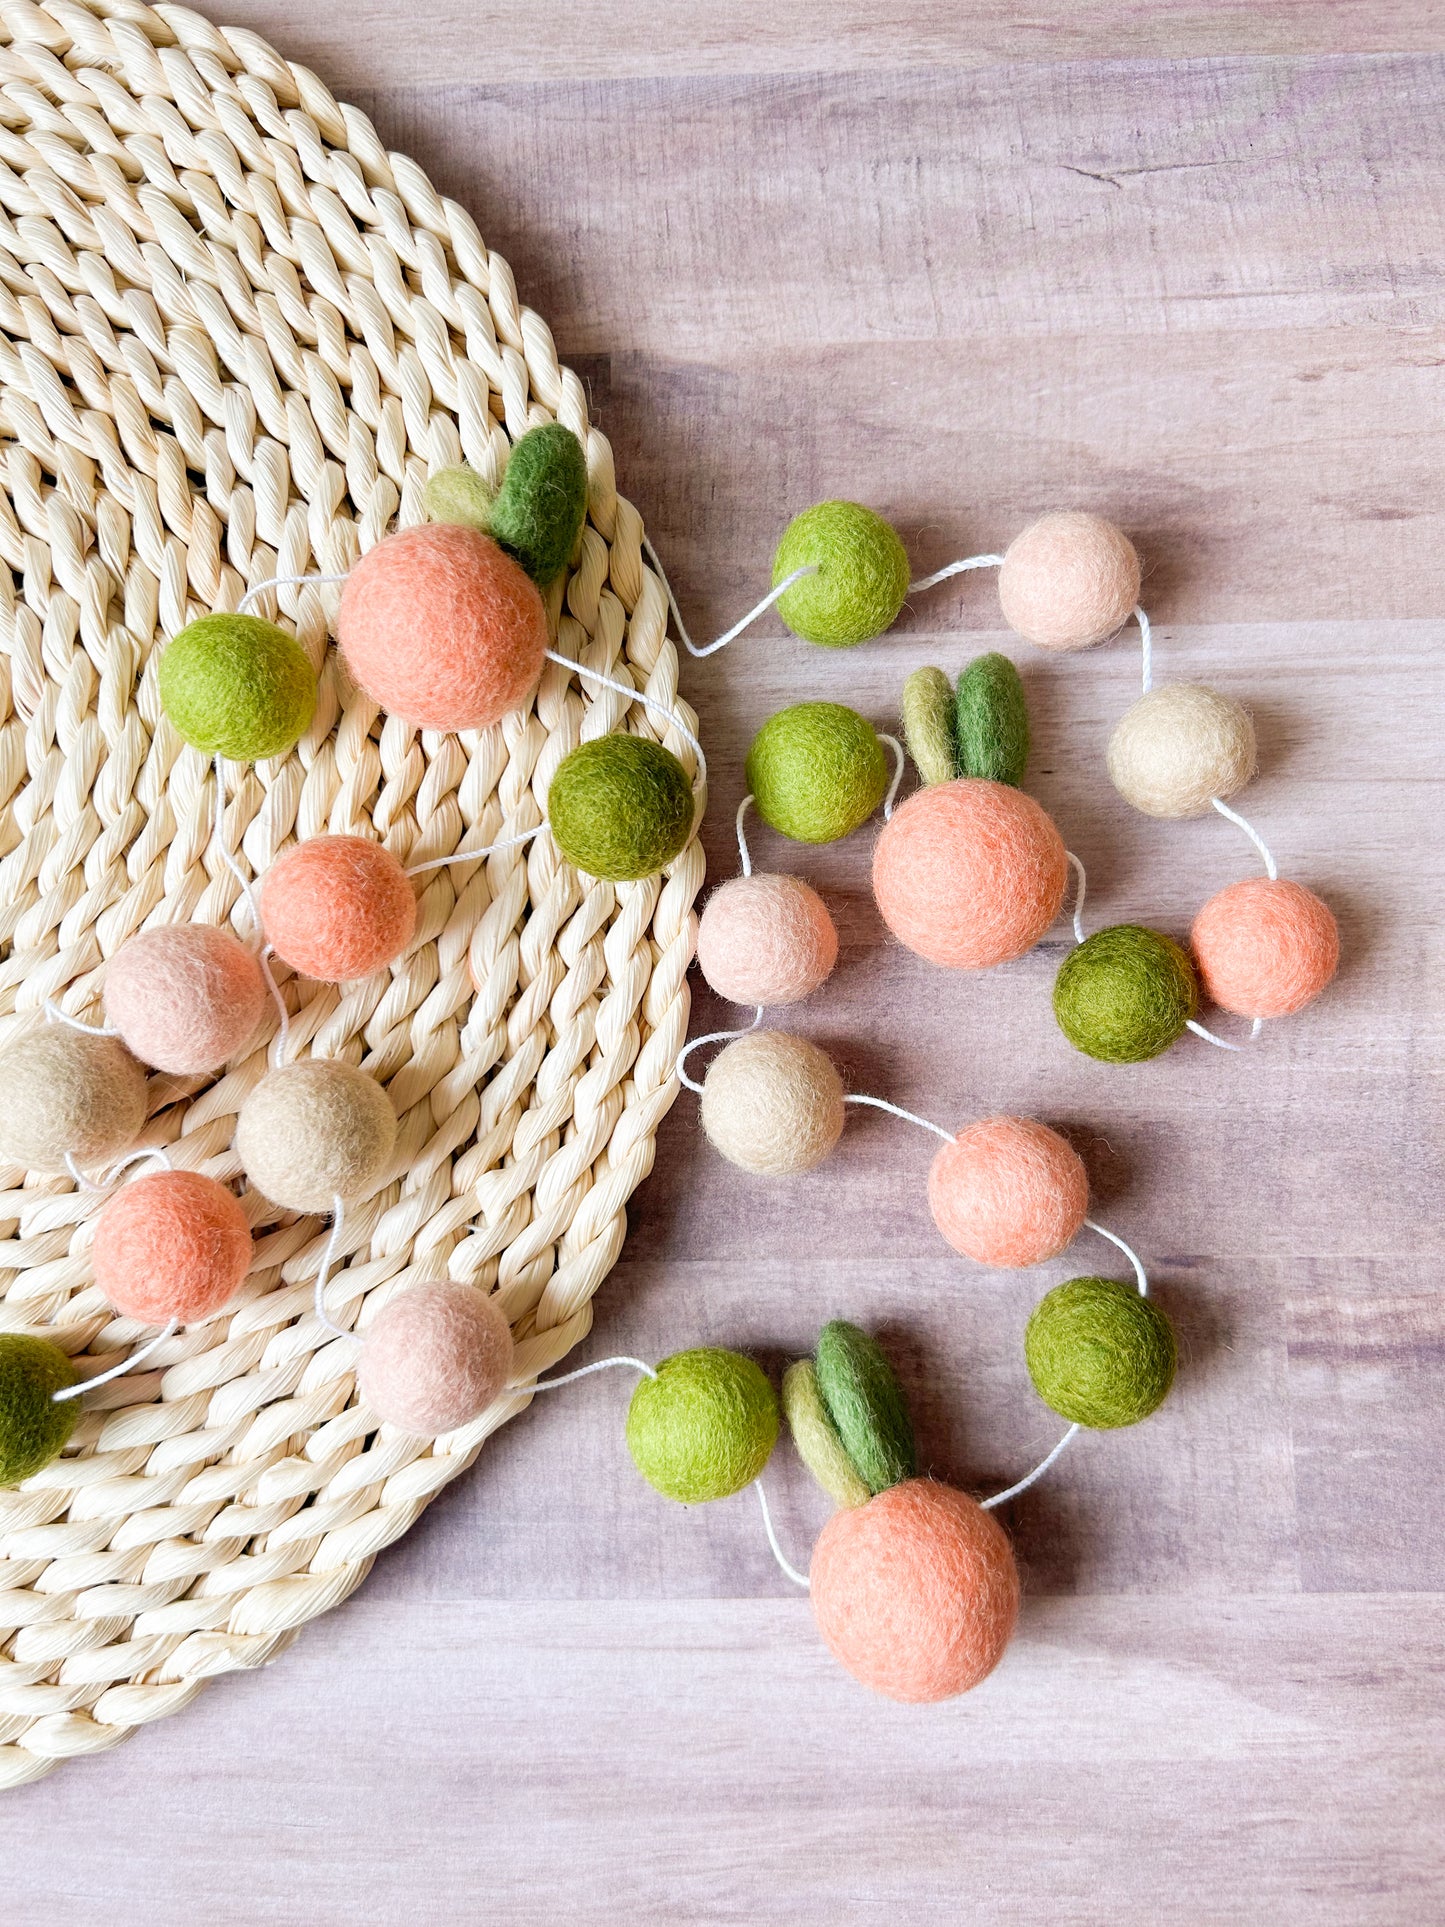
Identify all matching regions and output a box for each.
[696,873,839,1006]
[103,924,267,1074]
[928,1116,1088,1267]
[92,1170,253,1324]
[357,1280,515,1435]
[260,835,417,982]
[998,512,1141,652]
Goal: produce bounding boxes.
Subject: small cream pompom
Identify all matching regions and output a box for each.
[0,1027,147,1174]
[700,1030,844,1176]
[1107,683,1257,818]
[236,1060,397,1211]
[998,512,1141,652]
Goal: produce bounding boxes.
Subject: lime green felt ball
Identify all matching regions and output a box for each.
[159,614,317,762]
[488,423,589,586]
[1053,924,1198,1063]
[772,501,910,647]
[423,464,494,531]
[548,734,695,881]
[0,1335,79,1486]
[813,1320,917,1495]
[745,701,888,844]
[1025,1277,1177,1428]
[626,1348,779,1502]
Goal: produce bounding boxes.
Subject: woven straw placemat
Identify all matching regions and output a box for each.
[0,0,704,1787]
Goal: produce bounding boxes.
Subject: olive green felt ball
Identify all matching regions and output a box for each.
[901,666,958,786]
[423,464,493,531]
[1054,924,1199,1063]
[745,702,888,844]
[547,735,695,881]
[0,1335,79,1486]
[772,501,910,648]
[626,1348,780,1502]
[813,1320,917,1495]
[159,614,317,762]
[1025,1277,1177,1428]
[487,423,589,586]
[956,652,1030,787]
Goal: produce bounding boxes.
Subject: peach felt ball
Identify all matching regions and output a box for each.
[810,1480,1020,1702]
[998,512,1141,651]
[357,1281,515,1434]
[1191,877,1340,1019]
[91,1171,253,1324]
[928,1117,1088,1267]
[872,778,1067,970]
[337,524,548,731]
[260,835,417,982]
[696,874,839,1006]
[103,924,267,1074]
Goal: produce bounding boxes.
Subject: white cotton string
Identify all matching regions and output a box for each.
[879,733,906,820]
[52,1317,181,1401]
[676,1008,765,1093]
[688,568,819,659]
[736,795,754,878]
[1084,1217,1150,1297]
[1186,1018,1246,1053]
[1137,605,1153,694]
[980,1425,1080,1510]
[908,553,1004,595]
[64,1144,172,1193]
[843,1093,955,1143]
[43,1000,118,1037]
[259,944,290,1067]
[1064,851,1088,945]
[1252,1017,1264,1038]
[754,1479,811,1590]
[404,825,546,876]
[1211,796,1278,880]
[525,1355,658,1391]
[212,757,263,939]
[238,571,350,616]
[313,1196,352,1340]
[544,649,707,789]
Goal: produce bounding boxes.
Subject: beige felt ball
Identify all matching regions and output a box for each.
[696,873,839,1006]
[1107,683,1257,818]
[0,1026,148,1174]
[700,1030,845,1176]
[235,1059,397,1211]
[998,512,1141,652]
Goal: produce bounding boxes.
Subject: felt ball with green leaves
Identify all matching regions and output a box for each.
[1025,1277,1177,1428]
[0,1335,80,1487]
[1053,924,1198,1063]
[547,734,695,881]
[159,613,317,762]
[745,702,888,844]
[813,1320,917,1495]
[772,501,910,647]
[626,1348,779,1502]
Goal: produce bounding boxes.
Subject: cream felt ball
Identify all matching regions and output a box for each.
[1107,683,1257,818]
[699,1030,845,1176]
[260,835,417,982]
[746,702,888,845]
[358,1281,514,1434]
[547,735,696,881]
[104,924,267,1074]
[92,1171,253,1324]
[928,1116,1088,1268]
[1191,877,1340,1018]
[158,613,317,762]
[337,523,548,732]
[625,1347,779,1502]
[810,1480,1020,1703]
[1025,1277,1176,1428]
[0,1335,80,1487]
[998,512,1141,652]
[772,501,910,648]
[696,874,838,1006]
[0,1027,147,1174]
[235,1060,397,1211]
[871,777,1068,970]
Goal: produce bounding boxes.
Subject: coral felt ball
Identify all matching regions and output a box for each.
[782,1358,870,1509]
[0,1335,79,1486]
[235,1060,397,1211]
[0,1027,147,1174]
[337,524,547,732]
[1108,683,1257,819]
[547,735,695,881]
[699,1030,845,1176]
[260,836,417,981]
[92,1171,252,1324]
[928,1116,1088,1268]
[872,778,1068,970]
[1191,877,1340,1018]
[1053,925,1198,1063]
[158,614,317,762]
[746,703,888,845]
[104,924,267,1074]
[1025,1277,1176,1428]
[998,512,1141,652]
[814,1320,917,1496]
[358,1281,514,1434]
[810,1481,1020,1703]
[696,874,839,1006]
[772,501,910,648]
[625,1347,779,1502]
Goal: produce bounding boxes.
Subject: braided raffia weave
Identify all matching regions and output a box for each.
[0,0,704,1786]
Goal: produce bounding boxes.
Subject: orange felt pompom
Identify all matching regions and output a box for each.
[928,1116,1088,1267]
[1191,877,1339,1018]
[810,1480,1020,1702]
[260,835,417,982]
[92,1171,253,1324]
[872,777,1067,969]
[337,524,548,731]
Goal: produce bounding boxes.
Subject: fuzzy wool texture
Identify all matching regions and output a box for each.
[1107,683,1257,818]
[625,1347,779,1503]
[901,667,958,786]
[235,1060,397,1211]
[547,735,695,882]
[1025,1276,1177,1428]
[338,524,547,731]
[158,614,317,762]
[0,1027,147,1174]
[357,1281,514,1435]
[927,1116,1088,1268]
[956,652,1030,787]
[487,423,589,586]
[696,873,838,1005]
[0,1336,79,1487]
[699,1030,845,1176]
[872,777,1068,970]
[810,1480,1020,1703]
[1191,877,1340,1018]
[814,1320,917,1495]
[260,835,417,982]
[1053,924,1199,1063]
[746,702,888,845]
[92,1171,253,1324]
[772,501,910,647]
[998,512,1141,652]
[104,924,267,1074]
[781,1358,870,1509]
[422,464,493,531]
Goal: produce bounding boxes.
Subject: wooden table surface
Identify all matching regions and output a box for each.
[4,7,1443,1922]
